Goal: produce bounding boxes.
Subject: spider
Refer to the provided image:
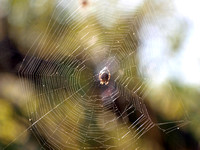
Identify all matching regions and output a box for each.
[99,67,111,85]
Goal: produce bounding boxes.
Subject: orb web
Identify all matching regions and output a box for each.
[13,0,190,149]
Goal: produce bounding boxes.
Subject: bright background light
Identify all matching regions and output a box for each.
[139,0,200,86]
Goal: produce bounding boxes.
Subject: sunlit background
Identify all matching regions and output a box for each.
[0,0,199,150]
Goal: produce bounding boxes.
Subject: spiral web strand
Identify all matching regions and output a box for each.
[4,0,189,149]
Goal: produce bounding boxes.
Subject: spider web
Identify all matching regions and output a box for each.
[4,0,189,149]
